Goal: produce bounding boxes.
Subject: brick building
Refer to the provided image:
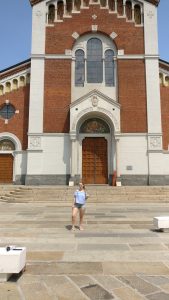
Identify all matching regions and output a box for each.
[0,0,169,185]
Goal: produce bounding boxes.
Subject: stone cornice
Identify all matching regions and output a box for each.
[159,59,169,72]
[0,60,31,80]
[29,0,160,6]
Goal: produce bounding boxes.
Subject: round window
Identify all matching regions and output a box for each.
[0,104,15,119]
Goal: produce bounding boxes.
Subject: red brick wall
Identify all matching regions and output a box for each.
[0,85,29,150]
[46,6,144,55]
[43,60,71,133]
[118,60,147,132]
[44,8,145,133]
[161,86,169,150]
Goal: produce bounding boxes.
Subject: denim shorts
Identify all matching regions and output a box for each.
[74,203,86,209]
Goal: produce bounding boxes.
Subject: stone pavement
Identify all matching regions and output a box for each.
[1,186,169,299]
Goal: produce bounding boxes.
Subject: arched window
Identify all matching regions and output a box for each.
[87,38,103,83]
[80,118,110,133]
[126,1,132,20]
[79,118,110,133]
[0,104,15,120]
[48,4,55,23]
[105,50,114,86]
[83,0,89,7]
[57,1,64,20]
[100,0,106,7]
[117,0,123,15]
[0,139,15,151]
[66,0,72,14]
[75,50,85,86]
[134,4,141,24]
[108,0,115,11]
[74,0,81,11]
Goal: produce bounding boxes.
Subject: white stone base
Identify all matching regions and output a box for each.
[153,216,169,230]
[0,247,26,282]
[69,180,74,186]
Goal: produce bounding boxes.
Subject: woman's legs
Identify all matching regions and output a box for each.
[72,207,78,230]
[79,207,86,230]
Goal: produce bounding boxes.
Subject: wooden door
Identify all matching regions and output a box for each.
[0,154,13,183]
[82,137,108,184]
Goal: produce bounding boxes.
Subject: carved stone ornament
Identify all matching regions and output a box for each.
[149,136,162,150]
[36,10,42,17]
[110,32,118,40]
[92,14,97,20]
[72,32,79,40]
[92,25,98,32]
[29,136,41,149]
[91,95,99,107]
[147,11,154,19]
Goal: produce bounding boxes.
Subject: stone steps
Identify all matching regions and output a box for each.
[1,186,169,203]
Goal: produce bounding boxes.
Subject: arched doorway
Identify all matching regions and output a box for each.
[0,139,15,183]
[80,118,110,184]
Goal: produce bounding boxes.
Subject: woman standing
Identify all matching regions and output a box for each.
[72,182,88,231]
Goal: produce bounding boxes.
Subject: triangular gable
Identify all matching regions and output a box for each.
[70,89,121,109]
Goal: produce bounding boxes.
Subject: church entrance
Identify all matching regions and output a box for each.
[82,137,108,184]
[0,154,13,183]
[0,139,15,183]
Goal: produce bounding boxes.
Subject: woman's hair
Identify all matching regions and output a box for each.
[79,182,85,189]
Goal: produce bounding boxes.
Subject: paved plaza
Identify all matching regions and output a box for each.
[1,186,169,299]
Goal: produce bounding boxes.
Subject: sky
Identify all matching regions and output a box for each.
[0,0,169,71]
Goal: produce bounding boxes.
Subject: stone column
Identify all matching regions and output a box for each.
[114,0,117,12]
[69,134,77,186]
[115,137,121,185]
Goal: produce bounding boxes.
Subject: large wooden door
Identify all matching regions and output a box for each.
[82,137,108,184]
[0,154,13,183]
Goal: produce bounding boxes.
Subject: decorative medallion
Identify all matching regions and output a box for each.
[29,136,41,149]
[110,32,118,40]
[149,136,162,150]
[91,95,99,107]
[72,32,79,40]
[92,14,97,20]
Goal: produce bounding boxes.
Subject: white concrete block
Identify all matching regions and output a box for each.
[153,216,169,229]
[69,180,74,186]
[0,247,26,281]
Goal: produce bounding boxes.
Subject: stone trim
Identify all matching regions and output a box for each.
[25,175,70,185]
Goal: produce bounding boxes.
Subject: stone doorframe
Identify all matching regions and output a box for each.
[69,90,121,185]
[0,132,22,183]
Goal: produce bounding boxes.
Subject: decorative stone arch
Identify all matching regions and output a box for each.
[71,107,119,136]
[0,132,22,152]
[0,133,21,184]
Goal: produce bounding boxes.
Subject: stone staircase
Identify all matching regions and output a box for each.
[1,185,169,204]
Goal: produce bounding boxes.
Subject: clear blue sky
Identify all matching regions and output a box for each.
[0,0,168,71]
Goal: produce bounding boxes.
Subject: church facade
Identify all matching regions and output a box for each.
[0,0,169,186]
